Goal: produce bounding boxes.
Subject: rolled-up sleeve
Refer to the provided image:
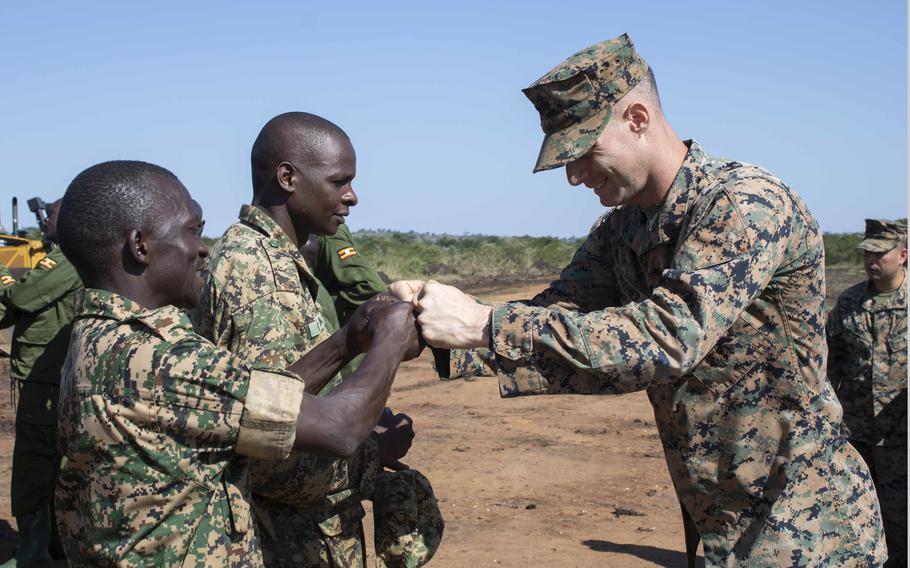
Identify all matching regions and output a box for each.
[235,369,306,460]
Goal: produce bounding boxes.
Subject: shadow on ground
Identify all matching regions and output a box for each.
[583,539,704,567]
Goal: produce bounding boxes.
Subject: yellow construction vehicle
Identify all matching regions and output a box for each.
[0,197,51,355]
[0,197,48,278]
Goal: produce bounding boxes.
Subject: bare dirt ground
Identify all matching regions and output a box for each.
[0,268,867,567]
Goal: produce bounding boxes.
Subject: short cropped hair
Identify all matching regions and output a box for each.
[58,160,177,275]
[250,112,349,194]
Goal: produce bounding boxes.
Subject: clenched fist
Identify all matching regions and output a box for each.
[414,280,492,349]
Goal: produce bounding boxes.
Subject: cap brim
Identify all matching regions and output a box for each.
[857,238,899,252]
[532,107,612,173]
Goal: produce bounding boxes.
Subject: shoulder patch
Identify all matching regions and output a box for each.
[0,274,15,286]
[337,247,357,261]
[37,257,56,270]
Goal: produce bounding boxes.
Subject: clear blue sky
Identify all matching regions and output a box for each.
[0,0,905,238]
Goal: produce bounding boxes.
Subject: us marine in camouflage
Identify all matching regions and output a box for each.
[0,198,81,567]
[194,112,441,567]
[53,160,421,566]
[399,34,887,565]
[827,218,907,567]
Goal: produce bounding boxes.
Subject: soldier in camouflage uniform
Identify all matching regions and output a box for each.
[195,112,441,567]
[53,160,420,566]
[0,199,81,567]
[400,34,886,565]
[827,219,907,567]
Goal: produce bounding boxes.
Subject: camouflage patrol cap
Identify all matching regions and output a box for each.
[858,218,908,252]
[523,33,649,173]
[372,469,444,568]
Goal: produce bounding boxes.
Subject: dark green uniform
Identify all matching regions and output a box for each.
[3,247,82,565]
[310,223,388,390]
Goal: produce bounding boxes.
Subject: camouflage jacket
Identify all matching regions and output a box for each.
[827,275,907,447]
[56,289,305,567]
[454,141,886,565]
[194,205,381,567]
[2,247,82,384]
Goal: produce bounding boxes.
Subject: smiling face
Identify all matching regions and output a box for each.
[145,177,209,309]
[286,134,358,238]
[563,112,650,208]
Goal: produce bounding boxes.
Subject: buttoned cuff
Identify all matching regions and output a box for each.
[490,304,548,397]
[235,369,305,460]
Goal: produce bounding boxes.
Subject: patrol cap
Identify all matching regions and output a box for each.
[857,218,907,252]
[373,469,444,568]
[523,33,649,173]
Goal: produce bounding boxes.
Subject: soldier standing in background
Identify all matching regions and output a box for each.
[1,199,81,567]
[827,219,908,567]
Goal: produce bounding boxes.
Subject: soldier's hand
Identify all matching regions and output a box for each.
[345,294,399,353]
[368,302,422,360]
[414,280,492,349]
[389,280,425,303]
[374,407,414,469]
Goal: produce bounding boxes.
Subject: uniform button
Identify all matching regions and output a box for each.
[269,239,280,248]
[286,353,295,363]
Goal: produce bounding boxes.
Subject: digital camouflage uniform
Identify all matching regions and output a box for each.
[195,205,383,567]
[827,219,907,567]
[444,34,885,566]
[1,247,81,565]
[56,288,305,566]
[308,223,444,568]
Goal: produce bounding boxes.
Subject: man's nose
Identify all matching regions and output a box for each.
[343,187,358,207]
[565,160,585,187]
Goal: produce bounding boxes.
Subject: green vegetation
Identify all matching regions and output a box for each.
[352,230,584,282]
[823,233,864,267]
[348,230,871,282]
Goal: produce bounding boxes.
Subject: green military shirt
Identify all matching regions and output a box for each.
[311,223,388,388]
[827,275,907,447]
[3,247,81,385]
[313,223,387,327]
[450,141,886,565]
[195,205,381,567]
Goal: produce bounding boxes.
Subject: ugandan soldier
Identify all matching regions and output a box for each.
[395,34,886,565]
[53,160,421,566]
[303,224,444,567]
[0,199,81,567]
[194,112,440,567]
[827,219,907,567]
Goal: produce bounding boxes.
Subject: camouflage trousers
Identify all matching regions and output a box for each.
[853,441,907,568]
[250,434,443,568]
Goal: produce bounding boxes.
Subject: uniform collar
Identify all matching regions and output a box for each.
[75,288,193,343]
[625,140,709,254]
[239,204,314,277]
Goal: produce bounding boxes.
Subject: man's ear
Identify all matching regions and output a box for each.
[624,102,650,134]
[127,229,150,267]
[276,162,297,194]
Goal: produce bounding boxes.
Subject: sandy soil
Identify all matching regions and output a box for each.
[0,269,867,567]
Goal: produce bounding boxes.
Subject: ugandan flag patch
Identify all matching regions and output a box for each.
[337,247,357,261]
[38,257,57,270]
[0,275,15,285]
